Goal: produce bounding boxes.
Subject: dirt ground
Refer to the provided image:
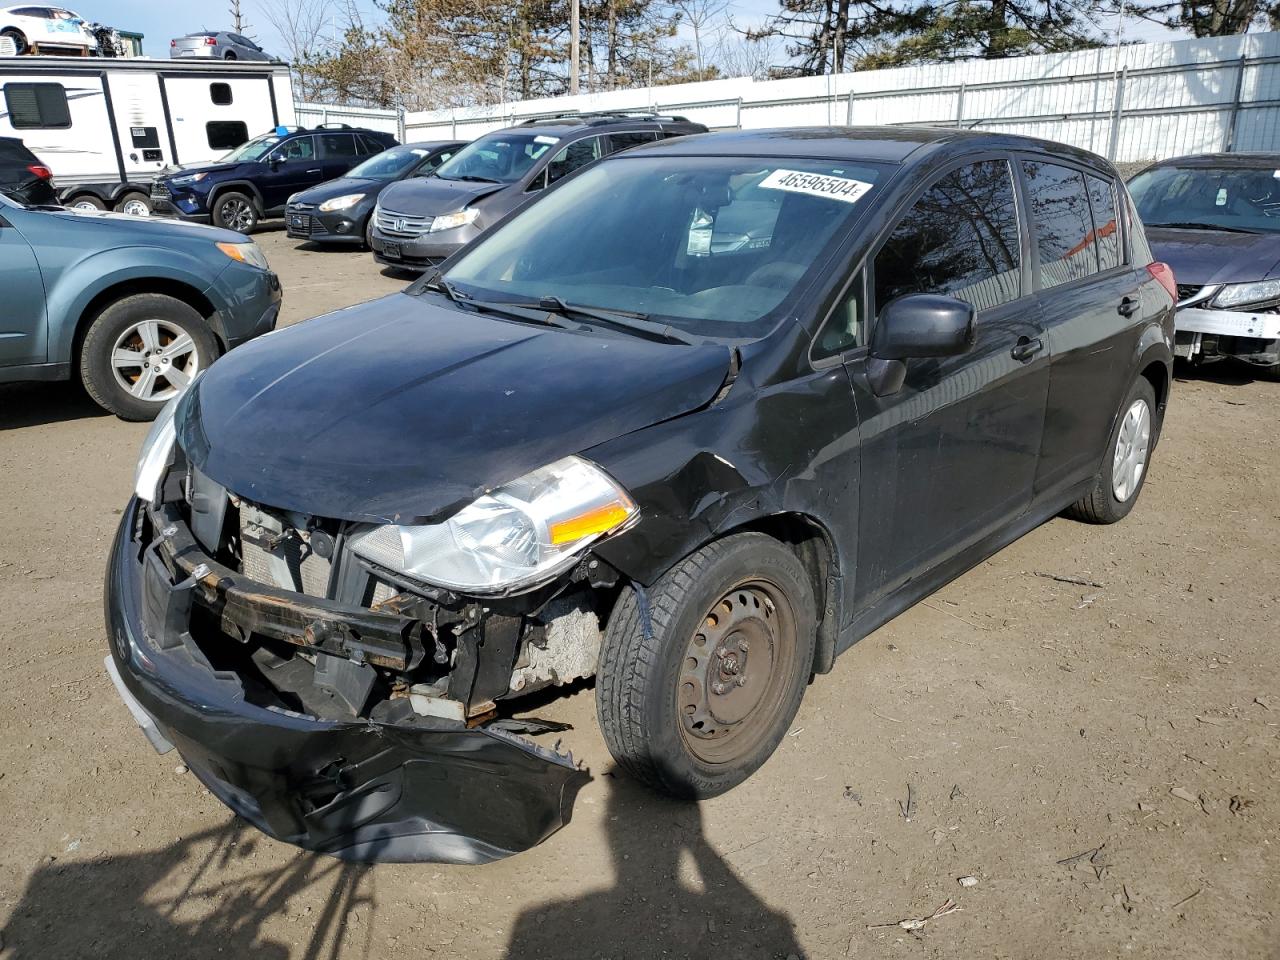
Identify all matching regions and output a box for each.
[0,225,1276,960]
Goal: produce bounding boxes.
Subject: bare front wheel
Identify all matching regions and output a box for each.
[79,294,218,420]
[597,532,816,799]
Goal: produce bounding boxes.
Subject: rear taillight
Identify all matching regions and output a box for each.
[205,37,217,45]
[26,164,52,180]
[170,39,176,46]
[1147,262,1177,302]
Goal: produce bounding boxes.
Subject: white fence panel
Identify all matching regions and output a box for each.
[294,101,400,136]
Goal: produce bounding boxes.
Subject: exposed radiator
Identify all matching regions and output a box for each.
[238,503,332,598]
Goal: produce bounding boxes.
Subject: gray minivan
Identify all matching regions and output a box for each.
[369,112,707,272]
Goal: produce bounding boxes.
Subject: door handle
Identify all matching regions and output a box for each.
[305,168,321,174]
[1011,336,1044,362]
[1117,296,1140,317]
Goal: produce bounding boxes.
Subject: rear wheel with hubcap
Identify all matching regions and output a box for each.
[68,194,107,212]
[212,191,258,233]
[79,294,218,420]
[114,191,152,217]
[597,532,816,799]
[1066,376,1158,523]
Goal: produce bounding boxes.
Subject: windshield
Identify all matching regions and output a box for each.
[347,147,431,180]
[438,155,887,337]
[1129,164,1280,234]
[434,132,558,184]
[219,133,280,163]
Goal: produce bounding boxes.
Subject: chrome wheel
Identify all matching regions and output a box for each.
[109,319,200,403]
[1111,397,1151,502]
[677,580,798,764]
[72,199,102,211]
[220,197,254,231]
[121,198,150,217]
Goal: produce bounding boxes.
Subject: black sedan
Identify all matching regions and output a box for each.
[106,127,1175,864]
[0,136,57,206]
[284,140,464,247]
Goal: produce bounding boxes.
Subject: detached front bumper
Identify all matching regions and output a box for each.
[1174,306,1280,363]
[103,498,588,864]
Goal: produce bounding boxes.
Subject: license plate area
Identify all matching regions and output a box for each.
[382,240,402,259]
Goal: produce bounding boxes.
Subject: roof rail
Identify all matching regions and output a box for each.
[517,110,690,126]
[312,122,355,130]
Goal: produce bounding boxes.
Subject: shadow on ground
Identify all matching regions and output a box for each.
[0,381,112,431]
[1,778,802,959]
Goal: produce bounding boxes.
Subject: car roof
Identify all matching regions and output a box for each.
[403,140,463,150]
[487,112,706,137]
[1146,152,1280,169]
[621,126,1116,170]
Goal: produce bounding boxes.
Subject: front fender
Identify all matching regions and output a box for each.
[46,246,231,361]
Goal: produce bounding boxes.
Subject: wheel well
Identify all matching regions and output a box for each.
[72,279,221,371]
[209,182,263,212]
[719,513,839,674]
[1140,360,1169,415]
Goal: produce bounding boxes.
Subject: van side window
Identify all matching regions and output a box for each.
[320,133,358,158]
[873,159,1021,315]
[206,120,248,150]
[210,83,232,106]
[1022,161,1099,287]
[609,131,659,153]
[546,136,603,185]
[3,82,71,129]
[1086,174,1122,271]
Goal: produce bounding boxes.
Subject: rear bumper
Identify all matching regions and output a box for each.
[104,498,587,863]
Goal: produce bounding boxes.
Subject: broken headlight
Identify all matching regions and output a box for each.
[133,393,181,503]
[349,456,637,595]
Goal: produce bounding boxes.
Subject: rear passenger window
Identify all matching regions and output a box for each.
[206,120,248,150]
[546,136,603,185]
[1022,161,1098,288]
[3,82,71,129]
[609,131,659,152]
[873,159,1022,314]
[210,82,232,106]
[357,134,383,155]
[320,134,358,158]
[1086,174,1122,271]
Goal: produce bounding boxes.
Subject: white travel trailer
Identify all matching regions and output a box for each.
[0,56,294,212]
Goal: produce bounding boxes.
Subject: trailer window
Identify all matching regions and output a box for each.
[210,83,232,106]
[3,82,71,129]
[206,120,248,150]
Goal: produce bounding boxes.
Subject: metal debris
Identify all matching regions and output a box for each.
[957,876,978,887]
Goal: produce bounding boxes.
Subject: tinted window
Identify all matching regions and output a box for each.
[210,82,232,106]
[1128,163,1280,235]
[609,131,660,152]
[546,136,603,185]
[320,133,358,158]
[436,132,557,184]
[1022,161,1098,288]
[873,159,1022,315]
[357,134,383,155]
[1086,174,1121,271]
[3,83,71,129]
[206,120,248,150]
[271,136,315,161]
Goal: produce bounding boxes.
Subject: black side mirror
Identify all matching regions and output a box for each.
[867,294,975,396]
[267,157,281,169]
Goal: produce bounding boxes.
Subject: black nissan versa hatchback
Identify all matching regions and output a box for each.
[105,127,1176,864]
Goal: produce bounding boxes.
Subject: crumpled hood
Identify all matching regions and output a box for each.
[177,292,731,522]
[1147,226,1280,286]
[376,176,505,216]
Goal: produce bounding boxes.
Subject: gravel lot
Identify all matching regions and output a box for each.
[0,226,1276,959]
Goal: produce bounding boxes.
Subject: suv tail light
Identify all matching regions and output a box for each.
[170,39,176,46]
[1147,262,1177,302]
[26,163,52,180]
[205,36,217,45]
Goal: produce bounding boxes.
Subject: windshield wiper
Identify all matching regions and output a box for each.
[1147,220,1261,234]
[536,295,697,346]
[442,174,501,184]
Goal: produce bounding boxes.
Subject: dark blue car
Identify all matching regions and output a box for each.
[150,125,398,233]
[0,192,281,420]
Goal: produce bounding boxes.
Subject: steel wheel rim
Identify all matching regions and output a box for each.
[122,199,150,216]
[109,319,200,403]
[1111,397,1151,502]
[223,198,253,231]
[677,579,798,764]
[72,200,100,211]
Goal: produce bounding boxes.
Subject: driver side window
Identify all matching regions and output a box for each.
[269,136,314,162]
[533,136,603,190]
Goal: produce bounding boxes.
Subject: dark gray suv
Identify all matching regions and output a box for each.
[370,112,707,272]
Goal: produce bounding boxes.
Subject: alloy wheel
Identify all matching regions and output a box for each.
[221,198,254,231]
[677,580,798,764]
[109,319,200,403]
[1111,397,1151,502]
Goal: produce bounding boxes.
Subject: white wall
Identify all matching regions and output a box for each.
[403,32,1280,162]
[294,101,400,137]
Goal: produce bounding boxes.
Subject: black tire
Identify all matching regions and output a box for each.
[114,191,152,217]
[79,294,218,421]
[2,28,27,55]
[224,50,237,60]
[1065,376,1158,524]
[597,532,817,799]
[362,216,374,251]
[211,190,259,233]
[67,193,107,211]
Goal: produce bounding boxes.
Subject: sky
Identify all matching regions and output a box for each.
[76,0,1183,67]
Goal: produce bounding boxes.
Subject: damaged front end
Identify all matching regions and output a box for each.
[104,456,604,862]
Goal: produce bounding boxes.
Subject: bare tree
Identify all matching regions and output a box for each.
[228,0,250,34]
[669,0,728,76]
[259,0,329,99]
[711,22,778,78]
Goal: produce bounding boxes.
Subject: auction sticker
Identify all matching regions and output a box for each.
[760,169,872,204]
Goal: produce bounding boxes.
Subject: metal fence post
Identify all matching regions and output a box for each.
[1107,66,1127,161]
[846,90,855,125]
[737,96,743,129]
[955,82,966,127]
[1224,54,1247,152]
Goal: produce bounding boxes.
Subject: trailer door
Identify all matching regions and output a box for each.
[105,69,169,179]
[163,72,279,166]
